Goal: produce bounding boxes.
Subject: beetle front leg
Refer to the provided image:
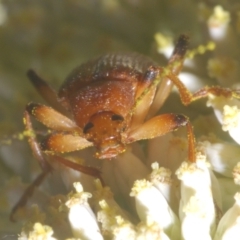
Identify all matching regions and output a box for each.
[147,34,189,118]
[41,132,93,153]
[26,102,80,132]
[10,110,52,221]
[167,73,240,105]
[40,133,103,182]
[10,109,98,221]
[24,110,52,172]
[127,113,196,162]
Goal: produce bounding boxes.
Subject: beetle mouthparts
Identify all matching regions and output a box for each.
[95,142,126,159]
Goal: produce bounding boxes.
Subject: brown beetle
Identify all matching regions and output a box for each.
[10,35,239,221]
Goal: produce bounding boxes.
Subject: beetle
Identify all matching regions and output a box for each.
[10,34,239,221]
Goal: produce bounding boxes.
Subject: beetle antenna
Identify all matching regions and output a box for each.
[167,34,189,76]
[172,34,189,59]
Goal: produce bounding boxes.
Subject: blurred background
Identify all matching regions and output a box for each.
[0,0,240,237]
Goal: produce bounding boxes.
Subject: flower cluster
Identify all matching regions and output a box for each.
[1,1,240,240]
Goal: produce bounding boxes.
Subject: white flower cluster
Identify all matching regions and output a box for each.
[18,145,240,240]
[8,3,240,240]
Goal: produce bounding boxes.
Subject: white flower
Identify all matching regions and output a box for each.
[2,1,240,239]
[222,105,240,144]
[148,162,179,215]
[136,217,171,240]
[97,200,136,239]
[18,222,57,240]
[200,140,240,177]
[65,182,103,240]
[207,95,240,144]
[176,153,217,239]
[214,193,240,240]
[207,5,231,40]
[233,163,240,185]
[130,179,180,239]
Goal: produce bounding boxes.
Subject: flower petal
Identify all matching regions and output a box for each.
[214,192,240,240]
[18,222,57,240]
[130,179,180,239]
[176,153,217,239]
[65,182,103,240]
[207,95,240,144]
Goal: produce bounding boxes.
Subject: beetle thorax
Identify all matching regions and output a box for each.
[83,111,126,159]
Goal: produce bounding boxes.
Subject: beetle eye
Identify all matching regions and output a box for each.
[83,122,94,134]
[111,114,124,121]
[144,67,157,80]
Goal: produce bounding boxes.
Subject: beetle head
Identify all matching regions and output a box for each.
[83,111,126,159]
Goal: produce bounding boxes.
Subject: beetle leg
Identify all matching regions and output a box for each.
[147,34,189,118]
[24,110,52,172]
[11,111,97,221]
[26,102,81,133]
[40,133,101,183]
[9,170,48,222]
[40,132,101,182]
[10,111,52,221]
[167,73,240,105]
[127,113,195,162]
[27,69,67,114]
[41,132,93,153]
[130,87,156,129]
[49,155,104,184]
